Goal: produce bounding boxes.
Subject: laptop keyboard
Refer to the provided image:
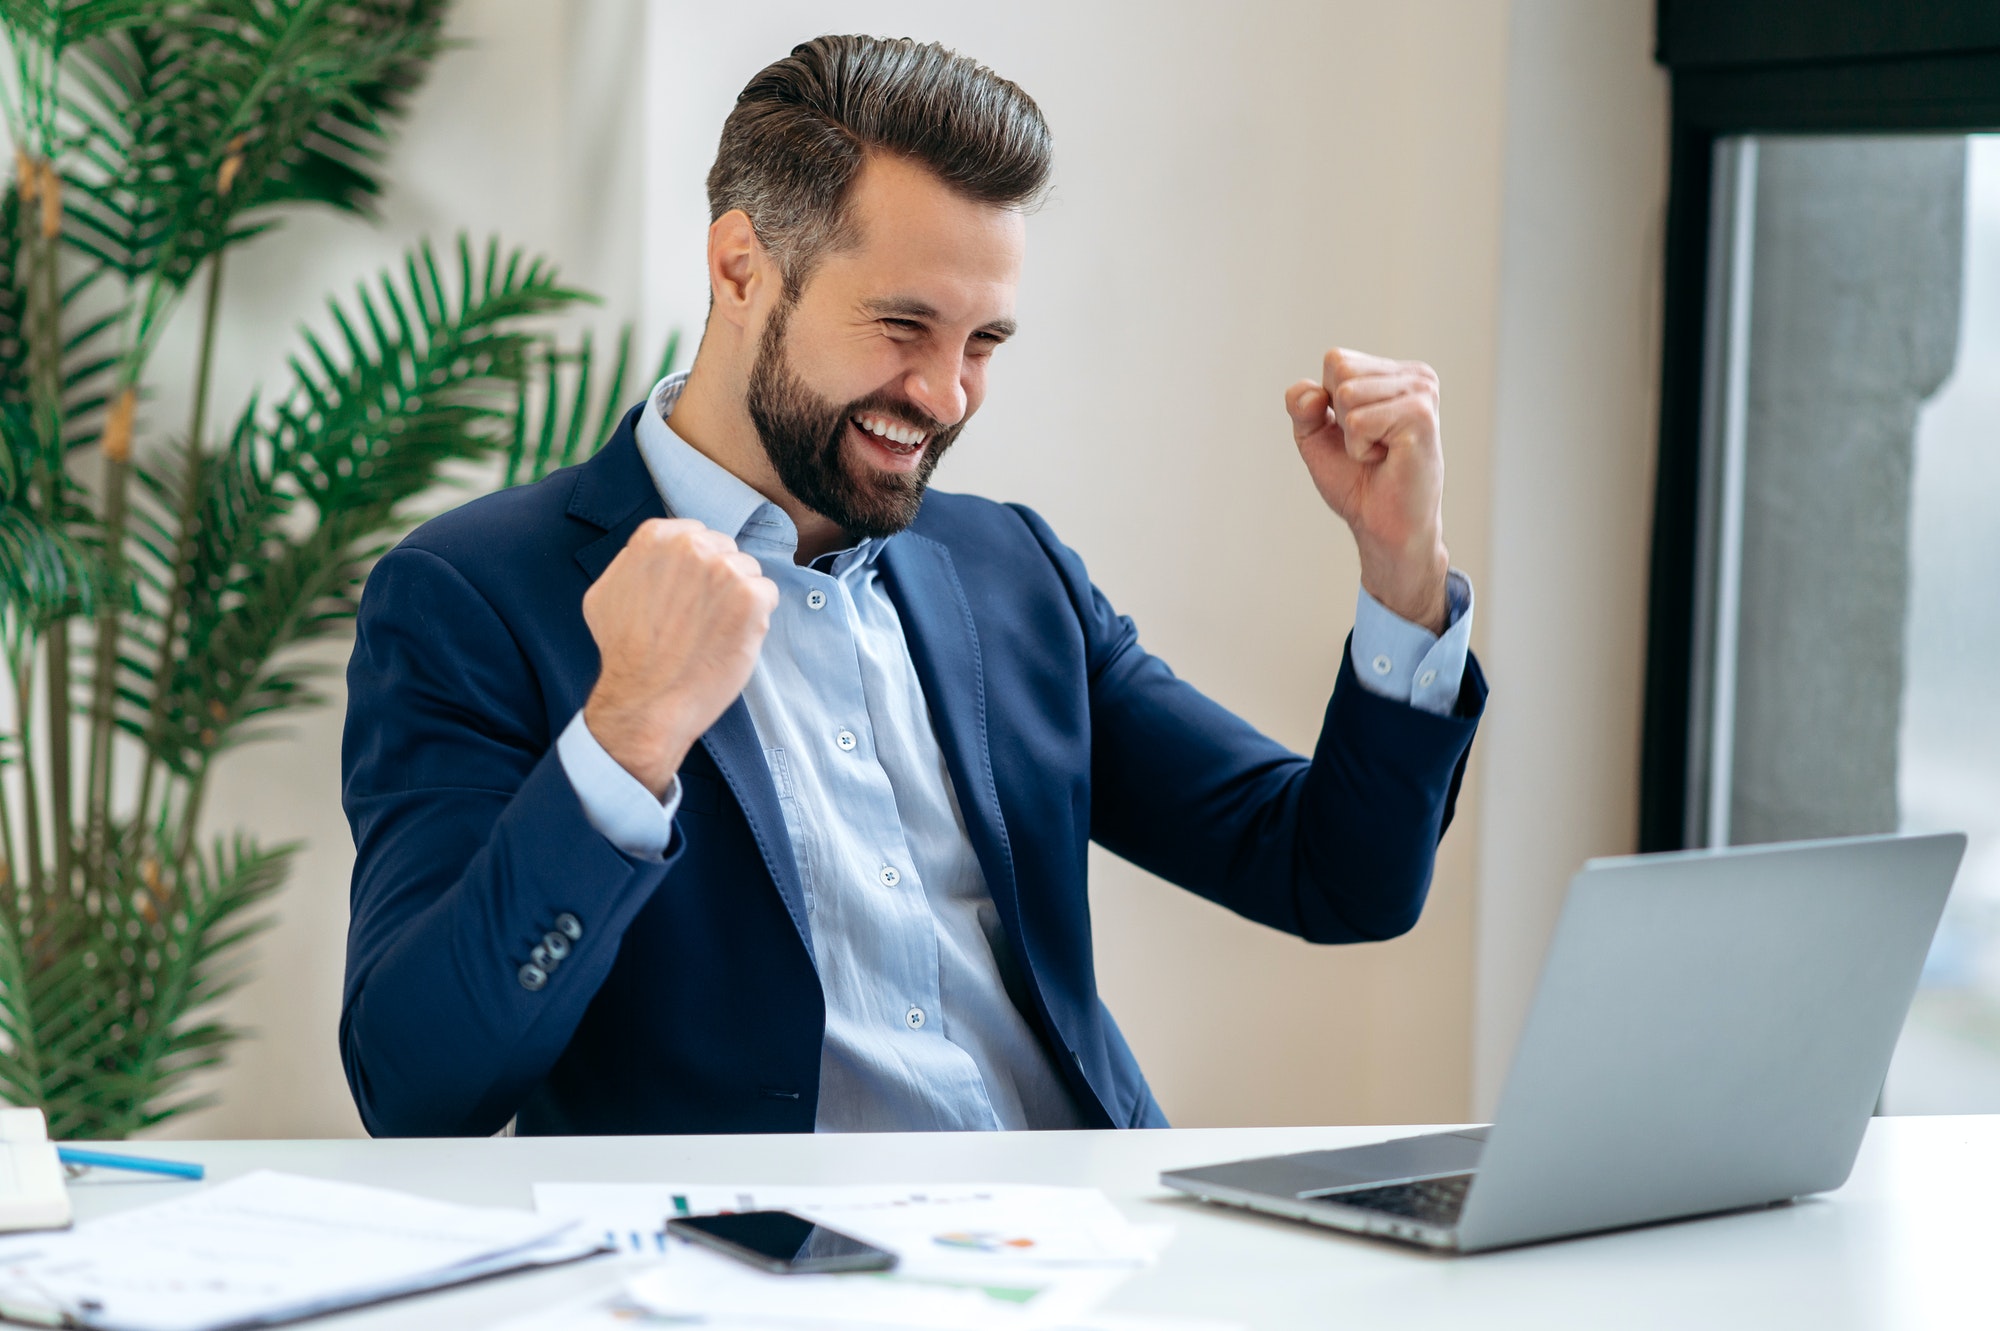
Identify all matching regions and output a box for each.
[1317,1172,1473,1227]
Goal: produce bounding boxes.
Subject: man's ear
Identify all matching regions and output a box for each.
[707,209,773,331]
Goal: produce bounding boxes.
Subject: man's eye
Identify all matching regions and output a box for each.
[882,319,922,334]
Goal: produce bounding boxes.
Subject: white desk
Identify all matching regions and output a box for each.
[63,1116,1993,1329]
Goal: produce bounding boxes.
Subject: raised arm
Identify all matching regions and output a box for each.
[1010,503,1482,943]
[339,546,674,1135]
[339,518,775,1135]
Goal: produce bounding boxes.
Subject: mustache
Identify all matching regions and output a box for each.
[840,393,951,437]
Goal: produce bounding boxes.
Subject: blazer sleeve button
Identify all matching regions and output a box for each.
[518,963,548,992]
[542,931,571,962]
[530,944,552,969]
[554,912,583,941]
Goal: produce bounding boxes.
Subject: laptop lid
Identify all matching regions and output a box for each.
[1455,832,1963,1252]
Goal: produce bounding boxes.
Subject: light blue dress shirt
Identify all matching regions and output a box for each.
[555,373,1474,1131]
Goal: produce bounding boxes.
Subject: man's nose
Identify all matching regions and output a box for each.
[904,350,968,428]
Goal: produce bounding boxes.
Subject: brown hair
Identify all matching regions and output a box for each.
[706,35,1052,291]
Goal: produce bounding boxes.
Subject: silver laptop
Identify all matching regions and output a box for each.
[1161,832,1965,1252]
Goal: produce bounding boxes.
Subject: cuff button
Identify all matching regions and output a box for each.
[543,931,571,962]
[518,963,548,992]
[554,912,583,941]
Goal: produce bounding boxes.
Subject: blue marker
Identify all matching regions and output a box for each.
[56,1148,205,1180]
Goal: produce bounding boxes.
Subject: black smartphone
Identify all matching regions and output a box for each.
[665,1209,899,1274]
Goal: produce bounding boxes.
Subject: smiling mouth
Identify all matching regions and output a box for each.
[851,412,929,456]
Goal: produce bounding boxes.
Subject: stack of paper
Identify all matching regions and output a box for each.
[534,1182,1173,1329]
[0,1170,603,1331]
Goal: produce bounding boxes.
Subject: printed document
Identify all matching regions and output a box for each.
[0,1170,601,1331]
[534,1181,1171,1329]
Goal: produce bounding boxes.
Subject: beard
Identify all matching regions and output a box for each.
[744,298,964,541]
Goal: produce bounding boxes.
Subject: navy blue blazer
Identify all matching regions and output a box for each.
[339,405,1486,1137]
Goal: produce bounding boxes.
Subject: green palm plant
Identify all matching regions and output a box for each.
[0,0,619,1138]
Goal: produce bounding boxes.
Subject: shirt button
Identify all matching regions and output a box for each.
[879,866,901,888]
[835,730,857,752]
[1371,654,1394,676]
[805,588,828,611]
[905,1007,926,1031]
[1417,669,1438,688]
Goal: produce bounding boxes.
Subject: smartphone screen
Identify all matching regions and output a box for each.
[666,1209,898,1274]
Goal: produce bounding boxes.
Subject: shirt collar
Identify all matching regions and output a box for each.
[633,371,883,570]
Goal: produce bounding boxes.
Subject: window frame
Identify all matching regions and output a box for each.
[1639,1,2000,850]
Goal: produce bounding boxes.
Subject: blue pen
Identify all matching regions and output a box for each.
[56,1148,204,1180]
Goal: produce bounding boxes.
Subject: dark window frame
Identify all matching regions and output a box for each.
[1639,1,2000,850]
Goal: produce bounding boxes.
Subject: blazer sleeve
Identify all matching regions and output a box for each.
[1008,504,1485,944]
[338,545,683,1136]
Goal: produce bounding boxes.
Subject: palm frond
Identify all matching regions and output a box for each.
[122,235,582,775]
[0,2,598,1143]
[61,0,448,300]
[4,827,293,1138]
[503,325,680,489]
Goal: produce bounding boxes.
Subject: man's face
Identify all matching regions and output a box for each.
[745,153,1025,540]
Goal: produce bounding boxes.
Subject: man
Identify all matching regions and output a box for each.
[340,35,1484,1137]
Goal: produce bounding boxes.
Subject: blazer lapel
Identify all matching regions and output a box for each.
[569,406,667,581]
[696,701,814,953]
[878,533,1025,946]
[566,417,815,958]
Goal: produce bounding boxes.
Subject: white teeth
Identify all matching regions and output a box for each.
[855,415,925,451]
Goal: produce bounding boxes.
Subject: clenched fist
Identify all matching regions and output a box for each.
[581,518,779,797]
[1286,348,1450,633]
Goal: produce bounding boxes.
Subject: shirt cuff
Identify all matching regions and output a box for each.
[555,709,682,862]
[1348,570,1475,717]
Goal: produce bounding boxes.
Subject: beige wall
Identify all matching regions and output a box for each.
[145,0,1666,1138]
[1472,0,1669,1114]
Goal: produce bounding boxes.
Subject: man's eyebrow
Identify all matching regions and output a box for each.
[863,297,1016,340]
[863,296,940,321]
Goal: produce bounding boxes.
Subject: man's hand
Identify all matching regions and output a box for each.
[1286,348,1451,632]
[581,518,779,797]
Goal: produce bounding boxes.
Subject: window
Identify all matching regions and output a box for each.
[1680,133,2000,1109]
[1646,3,2000,1113]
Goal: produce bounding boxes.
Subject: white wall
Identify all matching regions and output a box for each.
[1472,0,1669,1114]
[143,0,1667,1138]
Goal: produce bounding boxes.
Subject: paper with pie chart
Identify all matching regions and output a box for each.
[533,1181,1168,1268]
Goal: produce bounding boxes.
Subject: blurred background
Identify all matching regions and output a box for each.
[118,0,2000,1141]
[121,0,1668,1139]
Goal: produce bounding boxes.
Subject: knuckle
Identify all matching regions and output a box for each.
[649,517,692,543]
